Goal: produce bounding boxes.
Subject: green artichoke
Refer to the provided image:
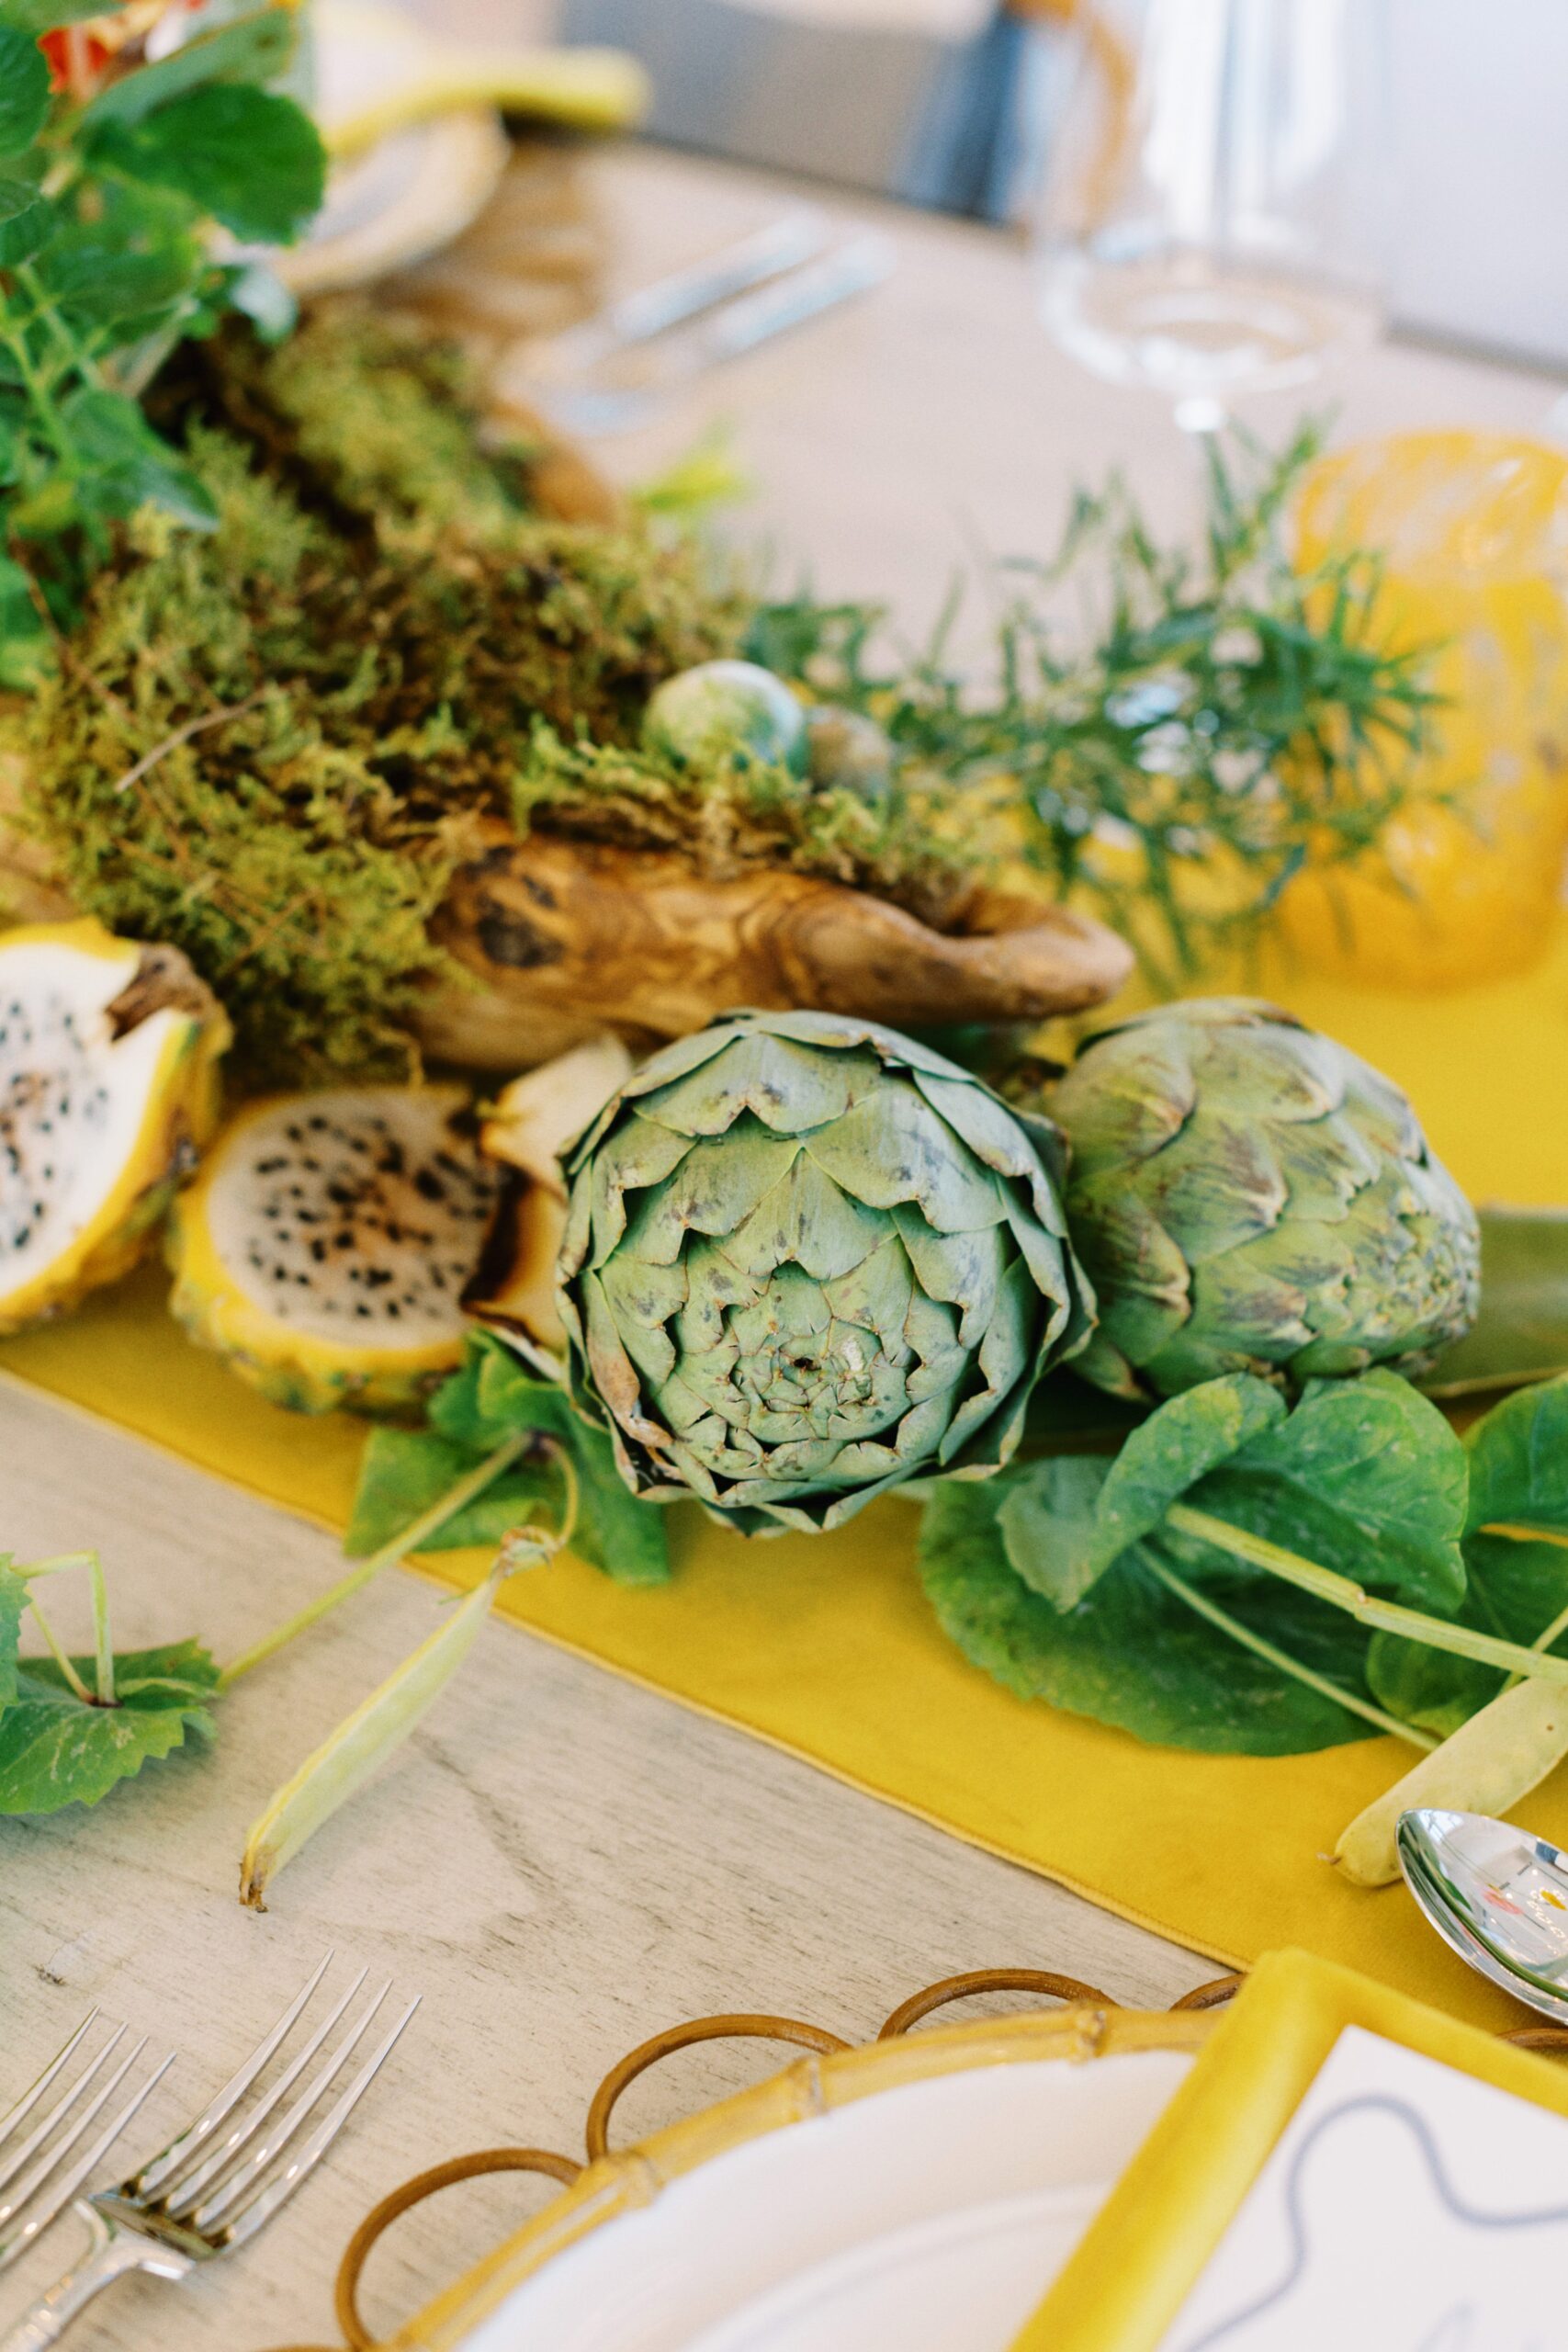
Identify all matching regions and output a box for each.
[558,1010,1094,1533]
[1050,997,1480,1400]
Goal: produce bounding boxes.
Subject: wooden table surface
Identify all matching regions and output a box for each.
[2,142,1563,2352]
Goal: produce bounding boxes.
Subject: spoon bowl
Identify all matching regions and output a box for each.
[1398,1807,1568,2023]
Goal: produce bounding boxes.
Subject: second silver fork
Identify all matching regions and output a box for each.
[0,1955,417,2351]
[0,2018,174,2279]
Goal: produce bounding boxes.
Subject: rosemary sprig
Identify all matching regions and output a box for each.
[750,421,1438,986]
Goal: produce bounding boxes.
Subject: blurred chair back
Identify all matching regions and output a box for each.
[558,0,1081,218]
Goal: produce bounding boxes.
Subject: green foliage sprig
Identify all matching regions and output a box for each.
[921,1366,1568,1759]
[0,1548,216,1811]
[750,423,1437,988]
[0,0,325,683]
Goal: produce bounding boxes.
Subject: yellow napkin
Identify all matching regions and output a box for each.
[1014,1946,1568,2350]
[6,929,1568,2021]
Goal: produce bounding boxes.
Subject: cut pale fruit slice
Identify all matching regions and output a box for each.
[166,1084,498,1415]
[465,1033,632,1374]
[0,919,229,1337]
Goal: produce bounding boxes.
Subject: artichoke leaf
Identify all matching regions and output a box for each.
[890,1207,1005,1344]
[641,1032,870,1136]
[806,1090,1009,1231]
[728,1150,888,1280]
[911,1070,1072,1229]
[585,1115,694,1264]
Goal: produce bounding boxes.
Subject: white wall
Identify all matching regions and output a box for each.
[1388,0,1568,369]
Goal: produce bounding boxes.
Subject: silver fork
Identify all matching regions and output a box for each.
[0,2017,175,2279]
[0,1957,418,2351]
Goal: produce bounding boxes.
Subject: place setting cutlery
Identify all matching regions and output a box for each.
[513,206,897,435]
[1399,1806,1568,2028]
[0,1954,417,2349]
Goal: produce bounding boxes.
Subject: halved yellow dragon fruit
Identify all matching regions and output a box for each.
[0,919,229,1337]
[166,1084,498,1415]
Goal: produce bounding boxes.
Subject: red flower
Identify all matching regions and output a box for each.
[38,23,115,93]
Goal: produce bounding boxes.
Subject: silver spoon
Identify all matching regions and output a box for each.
[1398,1807,1568,2023]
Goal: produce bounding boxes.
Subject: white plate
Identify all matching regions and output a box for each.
[455,2041,1193,2352]
[276,1,509,295]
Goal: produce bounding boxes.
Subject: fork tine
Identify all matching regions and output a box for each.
[0,2051,175,2278]
[0,2013,100,2149]
[158,1969,369,2219]
[130,1951,333,2201]
[213,1996,420,2250]
[184,1984,392,2232]
[0,2026,127,2211]
[0,2036,145,2236]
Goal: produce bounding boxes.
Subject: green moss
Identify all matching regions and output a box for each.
[513,726,971,932]
[6,306,986,1081]
[6,310,747,1080]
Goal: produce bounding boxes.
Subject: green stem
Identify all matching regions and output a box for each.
[26,1596,95,1706]
[15,1551,98,1581]
[14,264,106,391]
[217,1433,532,1690]
[1495,1588,1568,1698]
[86,1551,114,1707]
[1482,1521,1568,1554]
[15,1549,113,1704]
[0,324,72,462]
[543,1439,579,1557]
[1144,1551,1435,1751]
[1166,1503,1568,1688]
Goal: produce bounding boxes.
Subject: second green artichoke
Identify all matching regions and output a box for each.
[1050,996,1481,1399]
[558,1010,1095,1532]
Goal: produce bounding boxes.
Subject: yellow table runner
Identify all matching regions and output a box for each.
[6,933,1568,2027]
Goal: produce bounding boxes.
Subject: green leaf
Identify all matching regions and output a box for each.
[355,1339,671,1587]
[1087,1374,1284,1588]
[57,387,219,531]
[429,1334,574,1453]
[78,7,299,132]
[34,192,200,327]
[919,1478,1373,1755]
[996,1453,1113,1611]
[0,1639,218,1815]
[344,1428,558,1560]
[0,0,114,32]
[1425,1210,1568,1396]
[566,1417,671,1587]
[0,155,43,228]
[89,83,325,244]
[0,1555,26,1711]
[1369,1377,1568,1736]
[1194,1371,1469,1612]
[0,191,51,263]
[0,27,49,156]
[1465,1374,1568,1540]
[0,552,52,691]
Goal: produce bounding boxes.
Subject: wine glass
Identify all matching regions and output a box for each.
[1034,0,1390,435]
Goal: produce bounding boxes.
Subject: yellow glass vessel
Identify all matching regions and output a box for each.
[1278,430,1568,989]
